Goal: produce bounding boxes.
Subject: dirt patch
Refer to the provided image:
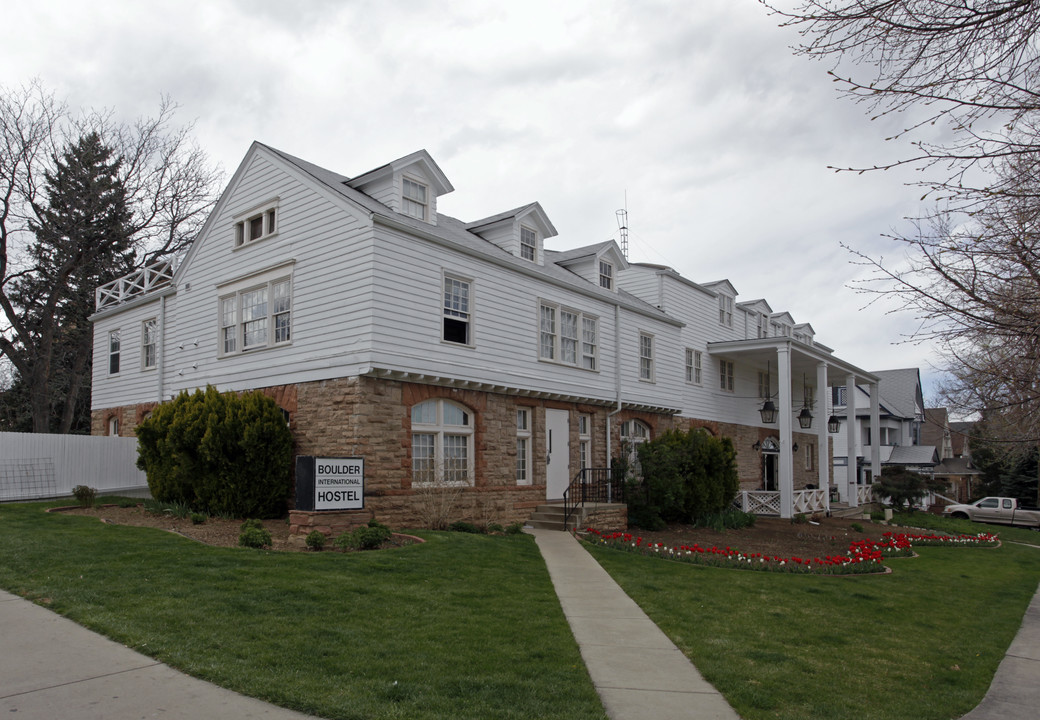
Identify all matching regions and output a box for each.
[611,515,898,560]
[54,504,418,552]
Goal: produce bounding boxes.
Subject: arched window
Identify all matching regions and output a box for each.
[411,399,474,486]
[107,416,120,436]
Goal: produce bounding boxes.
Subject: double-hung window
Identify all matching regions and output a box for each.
[108,330,121,375]
[718,294,733,327]
[141,318,157,370]
[217,263,294,356]
[539,301,598,370]
[403,178,428,220]
[582,317,597,370]
[578,414,592,469]
[443,275,471,345]
[520,225,537,261]
[516,408,532,485]
[720,360,735,392]
[685,348,702,384]
[639,333,654,381]
[599,261,613,290]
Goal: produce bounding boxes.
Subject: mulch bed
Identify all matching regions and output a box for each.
[53,504,419,552]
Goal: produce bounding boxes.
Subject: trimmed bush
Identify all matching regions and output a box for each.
[72,485,97,508]
[136,385,293,518]
[239,526,272,548]
[335,520,392,551]
[305,530,327,551]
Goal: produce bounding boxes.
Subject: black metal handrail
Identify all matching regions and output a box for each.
[562,467,623,531]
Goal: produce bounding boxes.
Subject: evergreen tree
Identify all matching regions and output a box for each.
[7,133,134,432]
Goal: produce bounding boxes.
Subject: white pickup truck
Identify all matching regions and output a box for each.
[942,496,1040,529]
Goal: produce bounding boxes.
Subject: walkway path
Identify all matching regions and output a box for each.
[529,528,741,720]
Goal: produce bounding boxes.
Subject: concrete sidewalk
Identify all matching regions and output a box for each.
[0,589,320,720]
[529,528,741,720]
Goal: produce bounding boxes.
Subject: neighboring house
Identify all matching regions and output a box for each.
[90,142,885,528]
[923,409,979,502]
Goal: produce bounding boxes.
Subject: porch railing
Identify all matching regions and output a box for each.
[857,485,874,505]
[733,489,828,516]
[733,490,781,516]
[562,467,619,531]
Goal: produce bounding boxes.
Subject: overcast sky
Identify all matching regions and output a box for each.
[2,0,949,399]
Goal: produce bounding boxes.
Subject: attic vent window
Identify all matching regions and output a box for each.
[599,261,613,290]
[520,225,537,261]
[403,178,428,220]
[234,205,278,247]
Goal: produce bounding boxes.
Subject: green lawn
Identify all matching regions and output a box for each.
[0,500,607,720]
[587,515,1040,720]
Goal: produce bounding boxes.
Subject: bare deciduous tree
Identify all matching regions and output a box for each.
[763,0,1040,203]
[0,80,221,432]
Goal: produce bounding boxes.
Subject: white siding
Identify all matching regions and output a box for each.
[91,298,163,410]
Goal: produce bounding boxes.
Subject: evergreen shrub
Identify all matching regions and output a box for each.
[626,427,739,528]
[136,386,292,518]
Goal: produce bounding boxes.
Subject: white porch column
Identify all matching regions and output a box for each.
[846,372,858,507]
[778,346,794,519]
[816,361,830,513]
[870,381,881,486]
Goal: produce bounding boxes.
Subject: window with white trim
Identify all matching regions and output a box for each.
[539,301,598,370]
[599,261,614,290]
[718,294,733,327]
[108,330,121,374]
[757,313,768,338]
[805,442,816,471]
[234,205,277,247]
[520,225,537,261]
[579,414,592,469]
[141,318,157,370]
[107,415,119,436]
[218,268,293,356]
[443,275,471,345]
[403,177,428,220]
[516,408,532,485]
[621,419,650,476]
[411,399,474,486]
[582,317,597,370]
[685,348,702,384]
[720,359,734,392]
[639,332,654,381]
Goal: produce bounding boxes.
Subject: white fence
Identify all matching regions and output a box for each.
[734,489,830,517]
[0,432,148,502]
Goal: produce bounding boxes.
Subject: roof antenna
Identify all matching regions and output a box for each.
[616,192,629,260]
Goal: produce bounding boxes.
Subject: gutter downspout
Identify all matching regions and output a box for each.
[606,304,622,500]
[157,294,166,403]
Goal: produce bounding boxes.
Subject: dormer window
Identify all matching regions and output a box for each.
[234,204,278,248]
[599,261,614,290]
[403,177,428,220]
[520,225,537,261]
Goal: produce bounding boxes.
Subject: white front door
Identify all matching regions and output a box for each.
[545,409,570,500]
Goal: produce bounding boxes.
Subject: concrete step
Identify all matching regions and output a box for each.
[527,503,578,530]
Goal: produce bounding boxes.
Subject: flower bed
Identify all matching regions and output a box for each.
[583,527,998,575]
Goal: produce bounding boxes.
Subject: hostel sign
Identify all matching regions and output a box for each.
[295,456,365,511]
